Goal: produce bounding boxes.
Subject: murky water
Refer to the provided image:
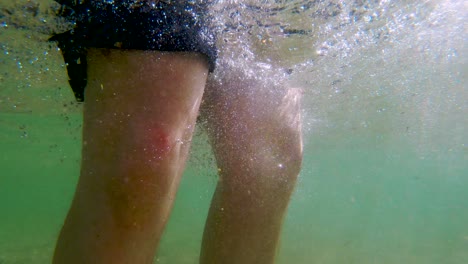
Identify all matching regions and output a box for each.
[0,0,466,263]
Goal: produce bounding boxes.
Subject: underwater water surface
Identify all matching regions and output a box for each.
[1,0,467,263]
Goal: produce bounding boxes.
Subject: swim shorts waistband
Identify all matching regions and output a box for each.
[50,0,217,101]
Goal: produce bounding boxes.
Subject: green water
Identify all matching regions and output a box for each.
[1,112,467,263]
[1,0,467,263]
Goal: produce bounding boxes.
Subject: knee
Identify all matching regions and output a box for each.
[113,119,193,183]
[119,123,175,165]
[259,94,304,187]
[218,124,303,197]
[217,146,302,207]
[259,126,303,193]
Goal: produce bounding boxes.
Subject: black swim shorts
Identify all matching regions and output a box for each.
[50,0,217,102]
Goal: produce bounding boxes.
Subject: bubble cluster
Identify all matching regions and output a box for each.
[207,0,465,155]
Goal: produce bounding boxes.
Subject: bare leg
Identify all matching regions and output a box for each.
[200,73,303,264]
[53,49,208,264]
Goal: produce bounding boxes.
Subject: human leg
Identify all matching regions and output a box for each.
[200,73,303,264]
[53,49,208,264]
